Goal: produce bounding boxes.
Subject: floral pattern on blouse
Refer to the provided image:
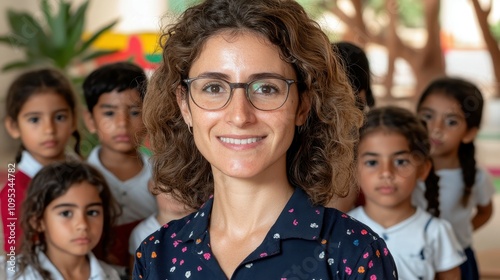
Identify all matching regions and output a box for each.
[133,188,398,279]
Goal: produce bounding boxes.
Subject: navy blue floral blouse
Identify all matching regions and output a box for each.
[133,188,398,279]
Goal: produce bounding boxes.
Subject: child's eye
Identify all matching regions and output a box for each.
[55,114,67,122]
[87,209,101,217]
[28,117,39,124]
[130,110,141,117]
[418,113,432,121]
[364,160,378,167]
[445,119,458,127]
[59,210,73,218]
[394,158,410,167]
[103,111,114,117]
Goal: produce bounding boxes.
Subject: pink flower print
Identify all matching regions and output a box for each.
[315,209,320,214]
[384,248,389,256]
[172,258,177,264]
[345,267,352,275]
[368,260,373,268]
[361,229,368,235]
[149,236,155,241]
[293,219,298,226]
[260,252,268,258]
[203,253,211,260]
[171,233,177,238]
[363,252,369,259]
[343,259,347,264]
[180,260,184,265]
[173,240,180,247]
[341,213,348,218]
[163,224,169,228]
[182,246,188,253]
[370,275,377,280]
[282,278,287,280]
[288,208,294,213]
[197,266,202,271]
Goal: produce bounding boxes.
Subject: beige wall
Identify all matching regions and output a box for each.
[0,0,40,166]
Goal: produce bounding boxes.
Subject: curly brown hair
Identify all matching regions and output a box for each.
[143,0,363,209]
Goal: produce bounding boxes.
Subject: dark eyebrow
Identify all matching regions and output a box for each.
[51,202,103,210]
[195,72,288,82]
[418,107,434,113]
[419,107,464,119]
[98,104,118,109]
[22,108,70,118]
[360,150,410,157]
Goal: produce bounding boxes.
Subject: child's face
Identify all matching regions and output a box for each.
[4,91,75,165]
[40,181,104,260]
[357,131,430,210]
[417,93,477,159]
[85,89,145,155]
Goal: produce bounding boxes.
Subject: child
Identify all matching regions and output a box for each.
[332,41,375,111]
[349,106,466,279]
[128,181,194,272]
[7,161,120,279]
[415,77,495,279]
[82,61,156,269]
[328,41,375,212]
[1,68,80,254]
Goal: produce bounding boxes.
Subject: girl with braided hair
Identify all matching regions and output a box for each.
[414,77,495,279]
[349,106,466,280]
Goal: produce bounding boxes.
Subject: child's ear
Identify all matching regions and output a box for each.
[418,160,432,181]
[30,217,45,232]
[462,127,478,144]
[4,117,20,139]
[83,110,97,134]
[176,85,192,127]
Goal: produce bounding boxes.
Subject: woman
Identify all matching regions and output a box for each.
[134,0,398,279]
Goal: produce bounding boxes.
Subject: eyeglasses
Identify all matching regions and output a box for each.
[183,77,297,111]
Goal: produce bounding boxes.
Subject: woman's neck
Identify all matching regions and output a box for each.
[210,178,294,236]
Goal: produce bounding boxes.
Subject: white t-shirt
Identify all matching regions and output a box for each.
[349,207,466,280]
[87,146,157,225]
[412,167,495,248]
[128,214,162,255]
[4,251,120,280]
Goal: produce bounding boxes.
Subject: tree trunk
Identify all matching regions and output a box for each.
[471,0,500,97]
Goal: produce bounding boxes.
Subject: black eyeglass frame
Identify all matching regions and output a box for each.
[183,77,297,111]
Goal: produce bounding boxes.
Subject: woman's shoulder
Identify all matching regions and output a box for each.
[322,207,383,247]
[136,211,198,251]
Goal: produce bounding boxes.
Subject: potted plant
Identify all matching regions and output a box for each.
[0,0,118,74]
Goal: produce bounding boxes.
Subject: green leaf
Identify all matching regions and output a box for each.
[77,19,119,56]
[51,0,69,48]
[41,0,54,32]
[62,1,88,65]
[80,49,119,62]
[2,60,37,71]
[0,34,29,48]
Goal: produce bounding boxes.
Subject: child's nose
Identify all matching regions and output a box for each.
[43,119,56,134]
[379,161,394,180]
[75,214,89,231]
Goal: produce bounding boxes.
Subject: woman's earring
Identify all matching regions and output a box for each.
[187,124,193,135]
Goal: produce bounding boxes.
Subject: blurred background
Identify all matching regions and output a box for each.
[0,0,499,277]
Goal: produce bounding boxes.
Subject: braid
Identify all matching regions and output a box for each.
[14,144,25,164]
[424,162,440,217]
[459,142,476,206]
[72,130,81,156]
